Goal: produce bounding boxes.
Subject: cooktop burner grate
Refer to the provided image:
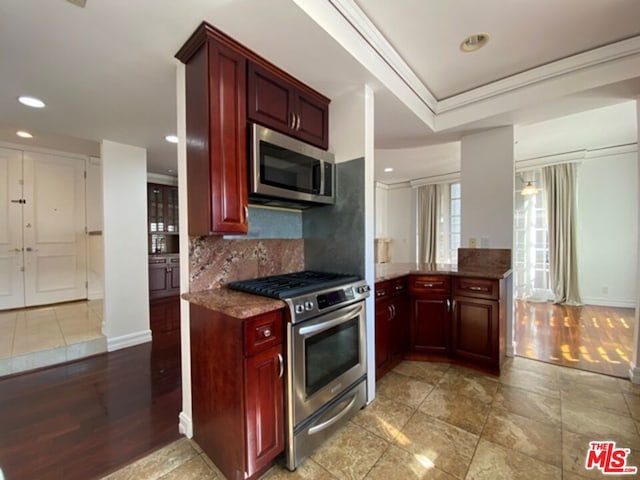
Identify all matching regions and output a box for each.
[228,271,360,299]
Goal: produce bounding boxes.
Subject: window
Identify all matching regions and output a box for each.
[435,182,461,265]
[514,170,551,300]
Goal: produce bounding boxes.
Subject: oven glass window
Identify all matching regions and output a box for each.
[260,141,321,194]
[305,317,359,397]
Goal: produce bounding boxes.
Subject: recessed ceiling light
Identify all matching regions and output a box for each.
[460,33,489,53]
[16,130,33,138]
[384,167,394,173]
[18,96,46,108]
[165,135,178,144]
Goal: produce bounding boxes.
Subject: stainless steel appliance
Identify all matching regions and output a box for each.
[229,271,370,470]
[249,124,335,207]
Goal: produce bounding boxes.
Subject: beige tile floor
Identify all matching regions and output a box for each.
[0,299,106,376]
[103,356,640,480]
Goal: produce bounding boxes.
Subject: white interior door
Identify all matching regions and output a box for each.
[22,152,87,306]
[0,148,25,309]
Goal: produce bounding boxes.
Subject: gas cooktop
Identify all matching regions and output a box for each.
[228,271,361,299]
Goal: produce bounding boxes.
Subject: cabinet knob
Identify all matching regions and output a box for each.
[263,329,272,338]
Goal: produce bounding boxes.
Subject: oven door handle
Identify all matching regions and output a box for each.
[307,391,358,436]
[297,303,364,337]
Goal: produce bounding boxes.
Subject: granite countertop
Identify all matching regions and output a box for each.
[375,262,513,282]
[182,288,286,319]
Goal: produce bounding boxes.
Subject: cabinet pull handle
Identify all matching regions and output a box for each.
[243,205,249,224]
[289,112,296,129]
[295,113,301,131]
[446,299,451,312]
[391,304,396,319]
[452,300,456,312]
[468,286,484,291]
[263,328,272,338]
[277,353,284,378]
[394,285,404,291]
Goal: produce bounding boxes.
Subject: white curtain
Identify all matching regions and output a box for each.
[417,184,439,264]
[542,163,582,305]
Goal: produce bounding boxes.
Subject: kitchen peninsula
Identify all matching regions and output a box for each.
[374,248,512,379]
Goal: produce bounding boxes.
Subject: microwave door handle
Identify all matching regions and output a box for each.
[319,160,325,195]
[297,303,364,337]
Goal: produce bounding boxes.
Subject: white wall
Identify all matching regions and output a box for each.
[461,127,515,249]
[101,140,151,350]
[86,156,103,300]
[386,185,415,263]
[375,183,388,238]
[632,97,640,383]
[579,152,638,307]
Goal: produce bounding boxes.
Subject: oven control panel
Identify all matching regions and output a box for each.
[286,280,370,323]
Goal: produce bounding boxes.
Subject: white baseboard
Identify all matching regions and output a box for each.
[107,329,152,352]
[581,297,636,309]
[507,341,516,357]
[179,411,193,438]
[629,364,640,384]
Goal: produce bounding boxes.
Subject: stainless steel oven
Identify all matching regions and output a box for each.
[228,271,370,471]
[287,300,367,469]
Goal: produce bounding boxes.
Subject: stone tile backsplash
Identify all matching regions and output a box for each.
[189,236,304,292]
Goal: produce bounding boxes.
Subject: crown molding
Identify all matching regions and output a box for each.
[298,0,640,133]
[292,0,435,129]
[437,36,640,113]
[515,142,637,170]
[410,172,460,188]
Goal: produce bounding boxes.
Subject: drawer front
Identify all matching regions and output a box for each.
[453,277,499,300]
[409,275,451,295]
[390,276,408,296]
[245,311,283,356]
[375,280,391,302]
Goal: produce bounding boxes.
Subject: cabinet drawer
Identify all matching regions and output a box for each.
[453,277,499,300]
[409,275,451,295]
[390,276,408,296]
[149,257,168,265]
[244,311,283,356]
[374,281,391,302]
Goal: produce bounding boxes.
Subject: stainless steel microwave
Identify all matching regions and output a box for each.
[249,123,335,207]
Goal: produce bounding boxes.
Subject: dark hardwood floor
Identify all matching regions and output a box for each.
[0,296,182,480]
[515,300,636,378]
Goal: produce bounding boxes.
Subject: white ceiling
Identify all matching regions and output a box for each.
[0,0,638,181]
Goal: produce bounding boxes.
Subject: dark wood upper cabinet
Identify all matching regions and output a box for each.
[177,25,249,235]
[248,62,329,149]
[177,23,331,235]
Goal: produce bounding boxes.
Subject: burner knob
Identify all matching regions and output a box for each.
[304,301,314,311]
[357,286,370,294]
[295,304,305,314]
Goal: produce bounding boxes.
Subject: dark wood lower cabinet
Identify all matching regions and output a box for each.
[410,295,451,354]
[375,273,507,379]
[149,255,180,299]
[452,297,498,363]
[375,278,409,379]
[190,305,284,480]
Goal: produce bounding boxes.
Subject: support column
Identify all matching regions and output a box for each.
[630,97,640,383]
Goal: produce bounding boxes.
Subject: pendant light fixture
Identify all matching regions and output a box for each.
[521,181,538,196]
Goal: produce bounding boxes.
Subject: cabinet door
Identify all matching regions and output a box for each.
[375,300,392,379]
[247,62,296,135]
[149,259,169,299]
[245,345,284,477]
[148,184,164,232]
[165,186,179,233]
[169,259,180,292]
[452,296,499,366]
[411,295,451,354]
[185,37,248,235]
[392,294,410,359]
[294,89,329,150]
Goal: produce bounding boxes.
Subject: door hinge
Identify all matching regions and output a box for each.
[10,199,26,204]
[85,281,88,289]
[20,267,25,272]
[84,171,87,179]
